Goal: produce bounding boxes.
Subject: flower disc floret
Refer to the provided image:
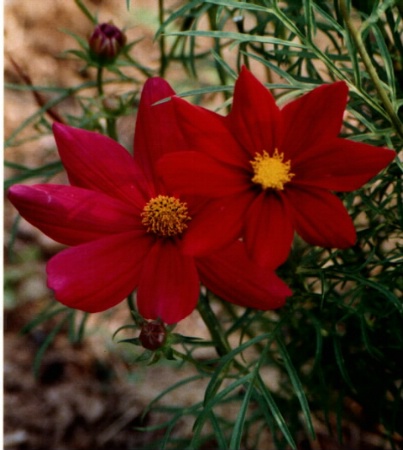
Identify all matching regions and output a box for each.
[250,149,294,190]
[141,195,191,237]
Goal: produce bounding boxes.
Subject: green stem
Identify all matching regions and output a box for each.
[96,66,118,140]
[172,348,212,369]
[197,294,254,376]
[106,118,118,141]
[207,8,230,101]
[197,293,232,357]
[96,66,104,96]
[127,293,136,313]
[339,0,403,139]
[158,0,167,77]
[127,292,144,326]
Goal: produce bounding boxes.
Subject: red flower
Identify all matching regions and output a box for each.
[159,67,396,269]
[8,77,291,324]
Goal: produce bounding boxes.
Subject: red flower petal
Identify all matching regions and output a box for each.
[227,66,282,156]
[171,96,249,168]
[197,241,292,310]
[134,78,187,190]
[8,184,142,246]
[47,231,151,312]
[286,186,356,248]
[158,151,248,198]
[183,194,252,256]
[245,193,294,269]
[53,123,150,207]
[292,138,395,191]
[137,240,200,324]
[280,82,348,160]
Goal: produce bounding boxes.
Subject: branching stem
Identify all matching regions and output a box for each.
[339,0,403,139]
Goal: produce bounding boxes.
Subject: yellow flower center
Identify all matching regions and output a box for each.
[250,149,294,190]
[141,195,191,237]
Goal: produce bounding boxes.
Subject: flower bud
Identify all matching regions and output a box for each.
[88,22,126,63]
[139,320,167,351]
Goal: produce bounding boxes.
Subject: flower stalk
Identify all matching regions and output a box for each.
[96,66,104,96]
[197,293,232,357]
[96,66,118,141]
[339,0,403,139]
[158,0,167,77]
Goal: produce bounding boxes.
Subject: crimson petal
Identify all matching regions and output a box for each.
[8,184,142,246]
[53,123,149,207]
[280,82,348,160]
[134,78,187,190]
[197,241,292,310]
[245,193,294,269]
[286,186,356,248]
[158,151,248,198]
[292,138,395,191]
[182,194,252,256]
[47,231,151,312]
[171,97,249,167]
[137,240,200,324]
[227,66,282,157]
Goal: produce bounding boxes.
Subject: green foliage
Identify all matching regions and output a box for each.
[4,0,402,449]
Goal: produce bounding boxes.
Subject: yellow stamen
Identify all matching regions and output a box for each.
[250,149,294,190]
[141,195,191,237]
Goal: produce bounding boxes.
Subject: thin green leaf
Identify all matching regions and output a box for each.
[176,85,233,99]
[312,3,345,35]
[229,354,265,449]
[5,78,127,147]
[203,333,271,404]
[4,161,64,189]
[76,312,89,343]
[276,337,316,439]
[370,23,396,100]
[156,0,205,38]
[210,49,238,80]
[20,305,68,335]
[142,374,206,420]
[192,373,254,445]
[33,313,70,378]
[74,0,97,24]
[205,0,271,13]
[166,30,308,49]
[332,335,356,392]
[7,214,21,263]
[60,28,90,50]
[112,324,138,340]
[208,412,228,449]
[257,375,297,449]
[335,271,402,314]
[303,0,315,41]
